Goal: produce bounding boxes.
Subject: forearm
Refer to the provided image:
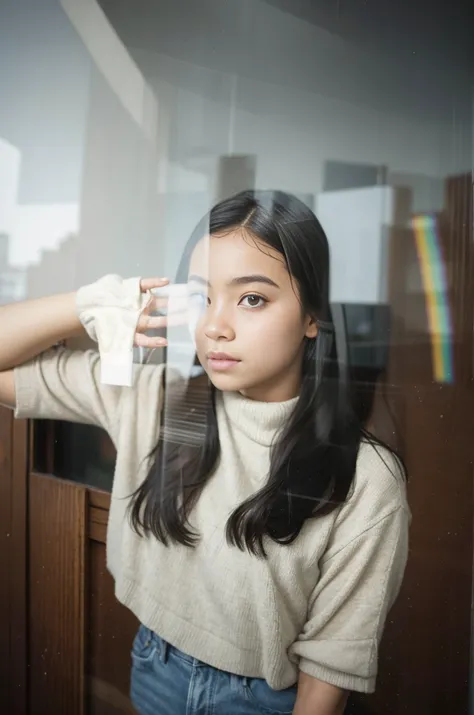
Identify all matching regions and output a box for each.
[293,672,348,715]
[0,292,84,370]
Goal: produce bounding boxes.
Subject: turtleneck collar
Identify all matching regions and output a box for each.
[220,390,298,447]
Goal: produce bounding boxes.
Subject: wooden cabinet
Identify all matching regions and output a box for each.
[0,414,138,715]
[0,414,28,715]
[27,476,139,715]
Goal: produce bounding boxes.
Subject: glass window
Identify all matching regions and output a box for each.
[1,0,472,712]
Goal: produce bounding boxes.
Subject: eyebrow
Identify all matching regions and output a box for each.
[188,273,280,289]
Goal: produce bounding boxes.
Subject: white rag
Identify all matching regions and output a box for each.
[76,274,148,386]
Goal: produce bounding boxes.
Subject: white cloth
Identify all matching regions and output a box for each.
[76,274,148,386]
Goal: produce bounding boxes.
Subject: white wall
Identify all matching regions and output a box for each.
[0,0,90,206]
[0,0,166,297]
[102,0,470,279]
[134,42,471,278]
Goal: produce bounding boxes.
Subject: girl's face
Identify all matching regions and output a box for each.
[188,229,317,402]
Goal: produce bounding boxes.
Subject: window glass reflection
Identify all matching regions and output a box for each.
[0,0,472,713]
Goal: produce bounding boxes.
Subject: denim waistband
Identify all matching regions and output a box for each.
[146,627,197,666]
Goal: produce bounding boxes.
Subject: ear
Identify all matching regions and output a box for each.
[305,316,318,339]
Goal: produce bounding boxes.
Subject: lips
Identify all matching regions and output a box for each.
[207,351,239,361]
[207,351,241,371]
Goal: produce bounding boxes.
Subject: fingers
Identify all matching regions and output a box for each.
[144,294,189,315]
[137,312,190,333]
[137,313,167,331]
[139,277,169,293]
[137,281,191,345]
[134,333,168,348]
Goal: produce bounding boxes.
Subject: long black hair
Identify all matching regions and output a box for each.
[129,189,402,557]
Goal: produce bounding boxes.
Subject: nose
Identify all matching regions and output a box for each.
[203,303,235,341]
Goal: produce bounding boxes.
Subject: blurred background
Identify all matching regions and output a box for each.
[0,0,473,713]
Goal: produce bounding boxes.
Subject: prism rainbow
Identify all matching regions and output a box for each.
[411,214,454,383]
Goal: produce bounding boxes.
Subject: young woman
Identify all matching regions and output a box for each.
[0,190,409,715]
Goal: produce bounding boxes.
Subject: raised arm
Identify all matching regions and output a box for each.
[0,276,172,412]
[0,292,83,408]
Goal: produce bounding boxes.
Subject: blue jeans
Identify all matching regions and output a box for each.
[130,624,298,715]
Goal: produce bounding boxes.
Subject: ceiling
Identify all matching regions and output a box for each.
[98,0,474,71]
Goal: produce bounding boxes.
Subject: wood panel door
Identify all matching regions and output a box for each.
[0,409,138,715]
[26,472,139,715]
[27,430,140,715]
[349,174,474,714]
[0,409,28,715]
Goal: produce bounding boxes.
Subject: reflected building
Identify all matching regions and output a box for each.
[0,233,26,304]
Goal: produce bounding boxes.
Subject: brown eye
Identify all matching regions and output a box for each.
[240,294,266,308]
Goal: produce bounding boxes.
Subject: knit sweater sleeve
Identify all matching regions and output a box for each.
[14,347,124,441]
[13,274,153,443]
[291,447,410,694]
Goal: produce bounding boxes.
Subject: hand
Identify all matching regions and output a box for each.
[134,278,190,348]
[294,672,348,715]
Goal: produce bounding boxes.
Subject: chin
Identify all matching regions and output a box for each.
[206,372,247,392]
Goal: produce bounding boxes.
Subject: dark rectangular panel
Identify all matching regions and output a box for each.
[29,474,86,715]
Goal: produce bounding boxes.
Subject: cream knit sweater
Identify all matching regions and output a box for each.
[14,276,409,694]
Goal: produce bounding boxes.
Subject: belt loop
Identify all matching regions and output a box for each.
[160,639,169,664]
